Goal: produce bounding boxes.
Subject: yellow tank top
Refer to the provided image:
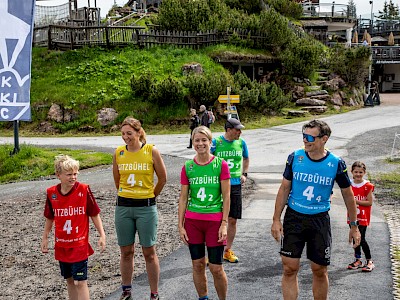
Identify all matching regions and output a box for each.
[115,144,155,199]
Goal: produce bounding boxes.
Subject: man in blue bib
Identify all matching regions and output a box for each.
[271,119,361,300]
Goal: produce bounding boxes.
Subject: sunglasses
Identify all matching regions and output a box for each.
[302,133,324,142]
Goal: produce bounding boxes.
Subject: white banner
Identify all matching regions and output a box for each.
[0,0,35,121]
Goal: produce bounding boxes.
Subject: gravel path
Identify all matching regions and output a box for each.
[0,155,255,300]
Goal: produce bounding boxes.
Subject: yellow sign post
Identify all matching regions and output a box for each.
[218,87,240,119]
[218,95,240,103]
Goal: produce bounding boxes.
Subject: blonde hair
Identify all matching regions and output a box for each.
[121,116,147,143]
[192,125,212,140]
[190,108,196,115]
[54,155,79,175]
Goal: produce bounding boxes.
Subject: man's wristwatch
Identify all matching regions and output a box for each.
[242,172,248,177]
[349,220,359,227]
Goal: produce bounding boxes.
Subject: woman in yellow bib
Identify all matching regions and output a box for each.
[113,117,167,300]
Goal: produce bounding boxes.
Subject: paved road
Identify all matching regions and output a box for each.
[1,97,399,299]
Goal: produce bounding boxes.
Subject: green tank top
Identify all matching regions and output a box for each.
[213,136,243,178]
[185,157,223,213]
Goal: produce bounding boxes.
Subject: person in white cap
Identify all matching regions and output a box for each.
[211,118,249,263]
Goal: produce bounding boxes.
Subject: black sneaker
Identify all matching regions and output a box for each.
[119,291,132,300]
[151,292,160,300]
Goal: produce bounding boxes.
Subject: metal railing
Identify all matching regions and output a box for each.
[372,46,400,62]
[302,2,356,20]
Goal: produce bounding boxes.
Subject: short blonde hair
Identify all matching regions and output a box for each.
[54,155,80,175]
[192,125,212,140]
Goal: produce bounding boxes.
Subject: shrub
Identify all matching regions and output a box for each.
[130,71,154,99]
[233,71,289,113]
[149,76,184,107]
[184,71,232,107]
[280,38,324,78]
[267,0,303,19]
[328,45,371,88]
[259,9,296,51]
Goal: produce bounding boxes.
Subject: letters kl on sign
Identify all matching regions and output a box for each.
[0,0,35,121]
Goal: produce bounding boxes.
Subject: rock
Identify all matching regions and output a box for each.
[306,90,328,97]
[329,93,343,106]
[288,110,308,117]
[97,108,118,126]
[182,63,203,75]
[47,103,63,123]
[37,121,58,133]
[292,85,305,100]
[300,106,328,114]
[296,98,326,106]
[47,103,76,123]
[323,76,346,91]
[78,125,95,132]
[110,124,120,132]
[310,94,331,101]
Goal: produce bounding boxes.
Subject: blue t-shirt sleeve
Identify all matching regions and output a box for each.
[242,139,249,158]
[210,138,216,154]
[335,159,351,188]
[283,152,295,181]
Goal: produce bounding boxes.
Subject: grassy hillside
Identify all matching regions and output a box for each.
[29,46,229,131]
[0,44,358,136]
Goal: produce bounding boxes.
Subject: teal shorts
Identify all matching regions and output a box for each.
[115,205,158,247]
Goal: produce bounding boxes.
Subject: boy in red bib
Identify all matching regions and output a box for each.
[41,155,106,299]
[347,161,375,272]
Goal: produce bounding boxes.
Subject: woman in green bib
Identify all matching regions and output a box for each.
[178,126,231,300]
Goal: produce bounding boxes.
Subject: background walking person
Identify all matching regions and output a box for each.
[211,118,249,263]
[188,108,200,149]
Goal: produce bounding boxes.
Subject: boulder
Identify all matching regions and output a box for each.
[97,108,118,126]
[37,121,58,133]
[292,85,305,100]
[306,90,328,97]
[329,93,343,106]
[47,103,63,123]
[310,94,331,101]
[301,106,328,114]
[288,110,308,117]
[182,63,203,75]
[47,103,76,123]
[296,98,326,106]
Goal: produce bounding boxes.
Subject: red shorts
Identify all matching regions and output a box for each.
[184,218,226,247]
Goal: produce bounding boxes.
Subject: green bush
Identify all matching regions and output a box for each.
[328,45,371,87]
[280,38,324,78]
[225,0,263,14]
[149,76,184,107]
[130,71,154,99]
[267,0,303,19]
[184,71,232,107]
[259,9,296,50]
[233,71,289,113]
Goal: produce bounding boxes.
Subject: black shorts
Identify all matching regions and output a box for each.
[281,207,332,266]
[228,184,242,219]
[59,259,88,281]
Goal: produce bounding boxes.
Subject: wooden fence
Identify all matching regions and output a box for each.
[33,25,270,50]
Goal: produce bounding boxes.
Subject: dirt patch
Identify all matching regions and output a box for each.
[0,177,255,300]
